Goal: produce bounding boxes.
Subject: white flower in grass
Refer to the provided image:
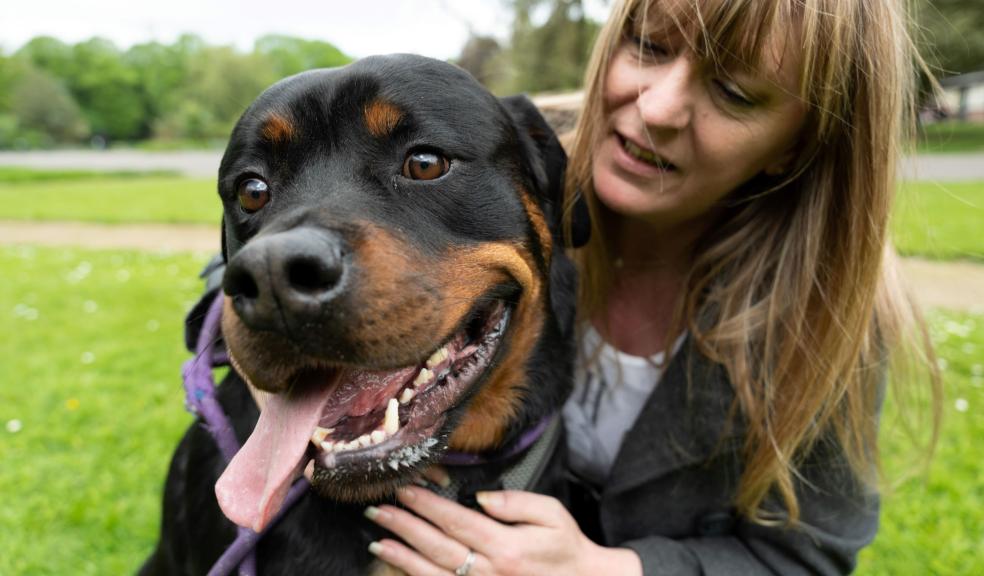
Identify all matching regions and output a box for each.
[954,398,969,413]
[937,358,948,371]
[12,304,39,321]
[6,419,22,433]
[81,351,95,364]
[146,319,160,332]
[116,269,131,282]
[943,321,971,339]
[66,261,92,284]
[83,300,99,313]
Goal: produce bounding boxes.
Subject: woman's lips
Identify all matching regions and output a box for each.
[610,132,677,178]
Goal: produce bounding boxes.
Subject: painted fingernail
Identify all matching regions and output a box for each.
[364,505,385,521]
[368,541,384,556]
[427,466,451,488]
[476,491,502,509]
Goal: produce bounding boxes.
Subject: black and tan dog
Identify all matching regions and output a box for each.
[141,54,587,574]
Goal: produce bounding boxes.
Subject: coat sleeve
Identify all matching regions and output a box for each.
[620,439,880,576]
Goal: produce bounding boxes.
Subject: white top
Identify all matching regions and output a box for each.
[562,326,686,485]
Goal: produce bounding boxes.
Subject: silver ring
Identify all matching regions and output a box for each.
[454,550,476,576]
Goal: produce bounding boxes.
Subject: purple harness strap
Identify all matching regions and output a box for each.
[182,292,552,575]
[441,416,553,466]
[182,294,310,576]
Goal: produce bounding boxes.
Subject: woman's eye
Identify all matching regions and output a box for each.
[714,79,755,107]
[627,33,669,59]
[238,178,270,213]
[403,151,450,181]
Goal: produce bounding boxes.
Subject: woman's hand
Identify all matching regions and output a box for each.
[364,486,642,576]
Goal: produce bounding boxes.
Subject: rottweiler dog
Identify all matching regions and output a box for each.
[141,54,587,574]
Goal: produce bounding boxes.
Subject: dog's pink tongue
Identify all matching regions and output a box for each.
[215,383,326,533]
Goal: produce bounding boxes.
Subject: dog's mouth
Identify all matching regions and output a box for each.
[215,299,511,533]
[310,300,510,469]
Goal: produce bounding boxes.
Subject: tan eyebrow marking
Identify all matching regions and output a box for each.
[260,113,295,144]
[364,99,403,138]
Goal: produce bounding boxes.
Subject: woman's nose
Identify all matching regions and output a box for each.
[635,58,694,130]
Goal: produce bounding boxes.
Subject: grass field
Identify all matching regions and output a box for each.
[0,168,219,224]
[918,121,984,154]
[0,244,981,574]
[894,180,984,261]
[0,168,982,262]
[0,247,208,573]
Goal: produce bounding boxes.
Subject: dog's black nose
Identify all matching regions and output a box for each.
[223,228,347,332]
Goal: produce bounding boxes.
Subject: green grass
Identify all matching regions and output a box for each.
[893,180,984,262]
[0,174,220,224]
[918,122,984,154]
[1,245,981,574]
[0,167,180,183]
[857,310,984,575]
[0,246,208,574]
[0,172,982,264]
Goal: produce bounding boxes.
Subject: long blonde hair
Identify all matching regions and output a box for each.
[566,0,942,524]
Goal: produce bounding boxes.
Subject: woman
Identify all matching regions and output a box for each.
[364,0,940,574]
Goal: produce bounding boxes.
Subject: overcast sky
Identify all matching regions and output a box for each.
[1,0,611,60]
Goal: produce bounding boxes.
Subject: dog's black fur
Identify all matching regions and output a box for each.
[141,54,585,575]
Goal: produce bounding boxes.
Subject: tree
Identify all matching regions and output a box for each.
[254,35,351,79]
[490,0,600,95]
[455,35,504,87]
[68,38,146,140]
[10,67,89,142]
[917,0,984,77]
[125,40,194,138]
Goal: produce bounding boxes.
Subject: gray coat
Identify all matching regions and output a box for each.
[593,339,880,575]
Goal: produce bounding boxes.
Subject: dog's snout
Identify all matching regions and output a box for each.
[223,228,347,332]
[286,255,343,295]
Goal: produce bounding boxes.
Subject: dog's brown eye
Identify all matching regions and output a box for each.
[238,178,270,213]
[403,151,449,181]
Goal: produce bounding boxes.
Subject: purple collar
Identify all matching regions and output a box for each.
[440,416,554,466]
[183,292,553,575]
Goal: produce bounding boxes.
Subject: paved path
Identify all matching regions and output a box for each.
[1,150,983,181]
[0,150,223,178]
[900,153,984,182]
[1,220,980,313]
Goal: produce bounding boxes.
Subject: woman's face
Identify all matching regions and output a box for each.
[592,9,808,230]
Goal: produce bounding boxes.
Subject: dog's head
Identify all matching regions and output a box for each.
[211,54,587,532]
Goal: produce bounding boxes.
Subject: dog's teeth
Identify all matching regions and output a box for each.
[426,347,449,368]
[399,388,415,404]
[357,434,373,448]
[384,398,400,435]
[413,368,434,388]
[371,430,387,444]
[388,460,400,471]
[311,426,334,445]
[320,440,335,452]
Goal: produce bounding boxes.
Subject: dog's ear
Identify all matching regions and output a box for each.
[184,254,225,352]
[221,215,228,262]
[499,94,590,249]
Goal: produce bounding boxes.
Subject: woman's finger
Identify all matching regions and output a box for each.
[366,504,472,571]
[474,490,569,527]
[368,538,451,576]
[396,486,509,555]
